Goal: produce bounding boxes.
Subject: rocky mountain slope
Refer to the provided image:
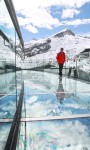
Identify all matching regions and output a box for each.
[24,29,90,60]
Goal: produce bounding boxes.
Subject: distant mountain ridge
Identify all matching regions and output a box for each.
[24,28,90,59]
[54,29,75,38]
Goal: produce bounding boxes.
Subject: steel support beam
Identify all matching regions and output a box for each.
[4,0,24,53]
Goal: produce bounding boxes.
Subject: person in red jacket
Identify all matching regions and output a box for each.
[56,48,65,77]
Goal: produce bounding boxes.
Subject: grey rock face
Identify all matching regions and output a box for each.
[54,29,75,38]
[25,42,51,57]
[24,29,75,57]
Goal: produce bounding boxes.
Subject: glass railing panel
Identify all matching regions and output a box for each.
[0,72,16,94]
[0,71,22,97]
[17,117,90,149]
[0,1,23,94]
[0,1,24,149]
[0,122,11,150]
[0,75,22,121]
[0,5,23,150]
[22,55,90,82]
[21,70,90,93]
[0,0,15,74]
[0,0,16,96]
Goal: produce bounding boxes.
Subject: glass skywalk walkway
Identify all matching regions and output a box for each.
[0,0,90,149]
[18,71,90,150]
[0,70,90,150]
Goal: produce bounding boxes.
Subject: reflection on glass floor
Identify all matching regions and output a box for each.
[0,90,21,119]
[0,71,22,119]
[0,123,11,150]
[22,70,90,118]
[0,70,90,150]
[17,117,90,150]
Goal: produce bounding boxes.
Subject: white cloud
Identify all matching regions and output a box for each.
[0,16,13,28]
[0,0,13,28]
[17,17,29,26]
[63,19,90,26]
[24,25,38,33]
[17,9,60,31]
[0,0,90,32]
[80,32,90,37]
[59,0,90,8]
[73,0,90,8]
[61,9,80,19]
[12,0,90,32]
[13,0,90,10]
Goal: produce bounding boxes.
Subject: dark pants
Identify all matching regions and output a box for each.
[59,64,63,76]
[68,67,72,76]
[68,67,78,78]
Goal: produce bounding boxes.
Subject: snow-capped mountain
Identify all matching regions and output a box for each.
[54,28,75,37]
[0,29,90,71]
[0,32,22,68]
[24,29,90,60]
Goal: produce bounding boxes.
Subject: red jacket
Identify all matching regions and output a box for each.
[56,51,65,64]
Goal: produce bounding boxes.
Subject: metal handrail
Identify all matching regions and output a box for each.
[4,0,25,54]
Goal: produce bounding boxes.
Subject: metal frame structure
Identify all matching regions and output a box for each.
[0,29,9,43]
[4,0,24,53]
[0,1,25,149]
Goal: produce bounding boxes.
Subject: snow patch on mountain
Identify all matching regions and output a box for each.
[0,29,90,71]
[24,29,90,60]
[0,35,21,68]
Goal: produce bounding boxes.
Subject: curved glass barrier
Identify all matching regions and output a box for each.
[0,1,23,119]
[0,122,11,150]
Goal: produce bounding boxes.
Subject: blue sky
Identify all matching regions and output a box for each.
[0,0,90,42]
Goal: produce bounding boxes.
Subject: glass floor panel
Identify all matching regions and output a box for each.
[22,71,90,118]
[0,70,90,149]
[22,91,90,118]
[0,72,22,95]
[17,117,90,150]
[0,122,11,150]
